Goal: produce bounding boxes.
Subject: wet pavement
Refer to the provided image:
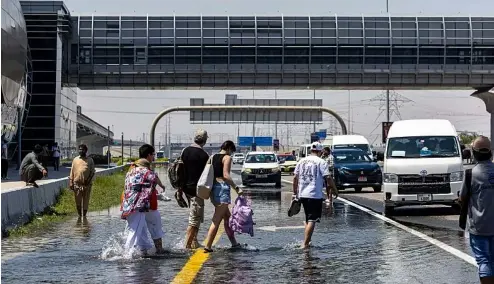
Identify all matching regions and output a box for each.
[1,166,480,283]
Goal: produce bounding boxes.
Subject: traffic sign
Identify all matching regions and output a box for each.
[238,136,273,147]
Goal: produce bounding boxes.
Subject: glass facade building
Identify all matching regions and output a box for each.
[20,1,77,158]
[68,15,494,88]
[1,0,32,159]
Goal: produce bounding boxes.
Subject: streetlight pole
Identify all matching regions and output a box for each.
[385,0,390,123]
[130,139,132,160]
[107,126,111,168]
[121,132,124,165]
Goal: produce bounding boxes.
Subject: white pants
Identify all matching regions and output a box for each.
[125,212,153,252]
[145,210,164,240]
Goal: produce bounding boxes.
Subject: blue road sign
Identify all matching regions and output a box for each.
[238,136,273,147]
[315,131,327,140]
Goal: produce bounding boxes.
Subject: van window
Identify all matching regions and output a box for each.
[386,136,459,158]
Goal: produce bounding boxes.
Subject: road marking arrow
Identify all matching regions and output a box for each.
[258,225,306,232]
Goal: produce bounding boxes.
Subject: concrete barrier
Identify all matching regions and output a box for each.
[1,165,126,233]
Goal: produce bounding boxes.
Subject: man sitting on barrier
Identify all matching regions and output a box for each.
[19,144,47,188]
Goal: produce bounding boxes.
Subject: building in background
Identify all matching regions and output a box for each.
[1,0,32,160]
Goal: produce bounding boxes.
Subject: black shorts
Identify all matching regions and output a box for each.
[300,198,323,223]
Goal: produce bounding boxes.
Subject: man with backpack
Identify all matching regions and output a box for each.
[174,130,210,249]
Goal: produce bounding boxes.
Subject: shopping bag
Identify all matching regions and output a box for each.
[197,155,215,200]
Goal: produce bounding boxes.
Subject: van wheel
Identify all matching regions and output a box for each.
[354,187,363,193]
[384,206,395,216]
[373,186,382,192]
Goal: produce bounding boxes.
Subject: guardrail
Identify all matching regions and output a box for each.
[1,165,126,234]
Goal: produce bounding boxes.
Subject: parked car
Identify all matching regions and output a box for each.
[332,148,382,193]
[241,151,281,188]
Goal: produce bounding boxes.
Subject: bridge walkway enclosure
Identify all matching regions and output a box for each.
[67,15,494,89]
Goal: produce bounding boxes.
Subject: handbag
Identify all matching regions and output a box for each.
[196,154,215,200]
[459,169,472,230]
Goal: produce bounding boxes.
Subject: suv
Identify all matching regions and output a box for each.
[232,153,245,164]
[241,152,282,188]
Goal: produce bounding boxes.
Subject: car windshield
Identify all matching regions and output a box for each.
[333,144,371,154]
[333,150,373,163]
[386,136,460,158]
[278,155,296,162]
[245,154,277,163]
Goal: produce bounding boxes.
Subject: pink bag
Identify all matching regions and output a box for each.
[229,196,255,237]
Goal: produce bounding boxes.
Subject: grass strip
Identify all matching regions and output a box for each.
[6,167,127,238]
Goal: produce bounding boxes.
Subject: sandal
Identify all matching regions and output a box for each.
[204,248,213,253]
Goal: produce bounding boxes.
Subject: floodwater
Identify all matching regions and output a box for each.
[1,167,480,283]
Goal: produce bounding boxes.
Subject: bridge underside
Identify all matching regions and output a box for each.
[76,125,110,156]
[73,69,494,90]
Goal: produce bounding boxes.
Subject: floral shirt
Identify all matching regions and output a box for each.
[120,166,157,219]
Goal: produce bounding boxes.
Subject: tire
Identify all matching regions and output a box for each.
[275,181,282,188]
[373,186,382,192]
[384,206,395,216]
[354,187,363,193]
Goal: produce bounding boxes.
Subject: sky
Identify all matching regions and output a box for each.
[65,0,492,146]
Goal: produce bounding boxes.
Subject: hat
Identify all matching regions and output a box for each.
[311,142,323,151]
[194,129,208,140]
[472,136,491,152]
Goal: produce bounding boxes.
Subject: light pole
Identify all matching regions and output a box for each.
[121,132,124,165]
[107,126,111,168]
[129,139,132,160]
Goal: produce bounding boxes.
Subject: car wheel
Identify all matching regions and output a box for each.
[354,187,363,193]
[373,186,382,192]
[384,206,395,216]
[275,181,282,188]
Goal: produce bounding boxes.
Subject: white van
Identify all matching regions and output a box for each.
[298,142,331,160]
[381,119,463,215]
[332,135,373,159]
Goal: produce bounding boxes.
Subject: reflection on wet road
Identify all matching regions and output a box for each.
[1,167,479,284]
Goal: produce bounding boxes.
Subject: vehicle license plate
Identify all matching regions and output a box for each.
[358,176,367,182]
[417,194,432,202]
[257,174,268,178]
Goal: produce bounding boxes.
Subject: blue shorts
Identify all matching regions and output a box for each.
[470,233,494,278]
[212,182,231,205]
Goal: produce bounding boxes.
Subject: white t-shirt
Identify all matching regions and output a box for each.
[294,155,330,199]
[52,146,60,158]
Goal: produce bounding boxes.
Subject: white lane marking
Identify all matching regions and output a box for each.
[281,179,478,267]
[259,225,306,231]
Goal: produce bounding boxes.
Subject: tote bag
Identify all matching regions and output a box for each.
[197,154,215,200]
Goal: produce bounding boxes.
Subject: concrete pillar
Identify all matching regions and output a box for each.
[471,87,494,149]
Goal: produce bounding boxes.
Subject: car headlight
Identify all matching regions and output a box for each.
[383,173,398,183]
[339,168,351,175]
[271,167,280,173]
[243,168,252,173]
[450,171,464,182]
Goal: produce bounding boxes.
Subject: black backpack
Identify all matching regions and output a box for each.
[168,148,186,190]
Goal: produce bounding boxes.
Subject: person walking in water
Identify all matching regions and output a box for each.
[121,144,167,255]
[19,144,47,187]
[460,136,494,284]
[69,144,96,217]
[204,140,244,253]
[293,142,338,249]
[181,129,210,249]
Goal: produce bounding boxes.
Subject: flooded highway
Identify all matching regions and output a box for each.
[1,166,480,283]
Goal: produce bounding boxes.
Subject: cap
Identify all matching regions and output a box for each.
[311,142,323,151]
[194,129,209,140]
[472,136,491,152]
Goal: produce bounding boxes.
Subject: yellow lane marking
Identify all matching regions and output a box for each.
[171,189,238,284]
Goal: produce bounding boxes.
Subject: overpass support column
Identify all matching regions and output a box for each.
[471,87,494,149]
